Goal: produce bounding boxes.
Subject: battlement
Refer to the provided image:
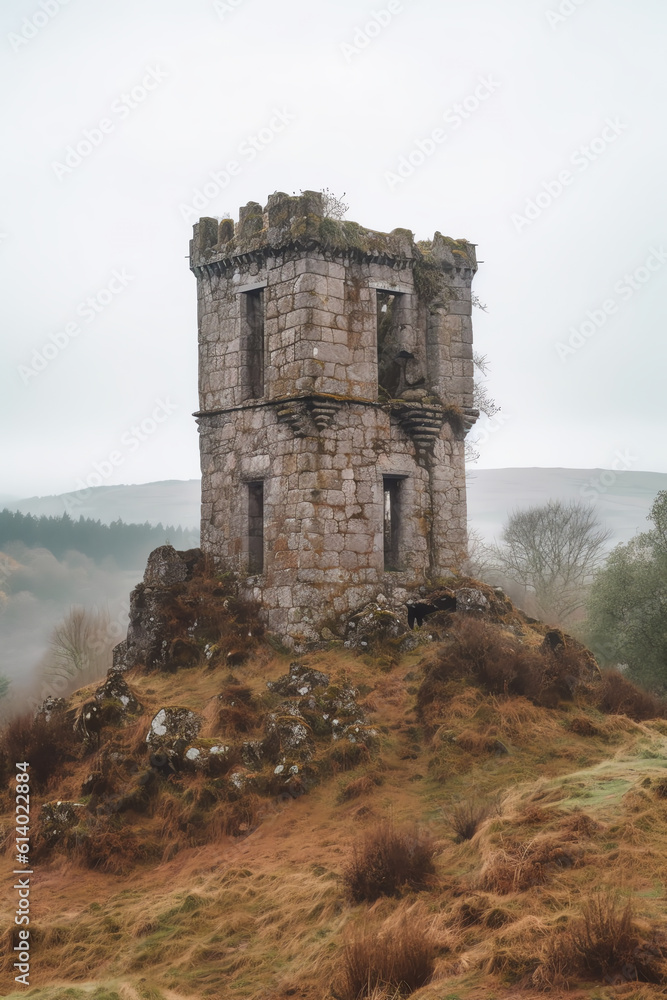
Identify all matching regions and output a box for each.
[189,189,477,276]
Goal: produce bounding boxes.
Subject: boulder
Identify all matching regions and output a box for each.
[39,801,84,844]
[332,720,380,750]
[344,602,410,648]
[145,707,202,751]
[180,742,233,775]
[265,710,313,757]
[112,546,204,672]
[267,662,330,697]
[143,545,195,587]
[455,587,490,614]
[241,740,265,770]
[34,696,67,722]
[113,584,171,672]
[95,669,142,718]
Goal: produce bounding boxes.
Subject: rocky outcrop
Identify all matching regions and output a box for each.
[267,663,330,697]
[113,546,204,673]
[145,708,202,751]
[95,669,142,719]
[39,801,84,845]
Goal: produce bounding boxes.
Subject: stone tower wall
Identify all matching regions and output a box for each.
[191,191,478,644]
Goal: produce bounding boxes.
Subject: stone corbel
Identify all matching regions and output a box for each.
[276,401,310,437]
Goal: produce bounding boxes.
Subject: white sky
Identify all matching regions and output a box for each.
[2,0,666,498]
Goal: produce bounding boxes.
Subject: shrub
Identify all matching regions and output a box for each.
[540,894,666,985]
[339,916,436,998]
[417,618,595,722]
[443,796,495,841]
[344,822,437,902]
[1,711,78,787]
[417,617,665,725]
[596,670,666,721]
[76,819,152,874]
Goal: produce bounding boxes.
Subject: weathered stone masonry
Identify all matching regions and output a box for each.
[190,190,479,644]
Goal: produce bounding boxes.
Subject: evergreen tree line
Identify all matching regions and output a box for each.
[0,509,200,569]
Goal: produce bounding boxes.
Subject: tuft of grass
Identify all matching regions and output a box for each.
[653,776,667,799]
[480,837,578,894]
[338,772,384,803]
[338,915,437,998]
[344,822,437,902]
[442,796,496,841]
[539,893,666,985]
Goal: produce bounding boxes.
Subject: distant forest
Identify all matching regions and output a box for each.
[0,509,200,568]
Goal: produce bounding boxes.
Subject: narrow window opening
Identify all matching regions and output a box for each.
[383,476,402,571]
[376,290,402,398]
[247,481,264,574]
[242,288,265,399]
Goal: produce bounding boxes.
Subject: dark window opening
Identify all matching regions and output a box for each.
[242,288,265,399]
[248,481,264,574]
[383,476,402,571]
[376,290,402,398]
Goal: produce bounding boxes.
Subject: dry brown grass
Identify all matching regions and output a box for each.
[1,710,79,787]
[417,617,596,719]
[162,569,264,667]
[418,618,666,736]
[654,776,667,799]
[338,913,437,999]
[3,628,667,1000]
[344,821,438,902]
[339,772,384,802]
[479,836,579,894]
[443,796,496,841]
[596,670,667,721]
[537,894,667,986]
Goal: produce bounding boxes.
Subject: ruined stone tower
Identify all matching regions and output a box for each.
[190,190,479,644]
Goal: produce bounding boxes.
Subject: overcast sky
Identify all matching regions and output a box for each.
[1,0,666,499]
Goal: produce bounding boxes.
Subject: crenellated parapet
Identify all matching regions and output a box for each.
[190,190,476,277]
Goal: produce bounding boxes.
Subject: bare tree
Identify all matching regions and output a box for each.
[462,527,496,579]
[466,351,500,463]
[492,501,612,624]
[43,607,114,691]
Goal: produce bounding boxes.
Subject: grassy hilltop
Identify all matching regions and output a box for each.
[2,574,667,999]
